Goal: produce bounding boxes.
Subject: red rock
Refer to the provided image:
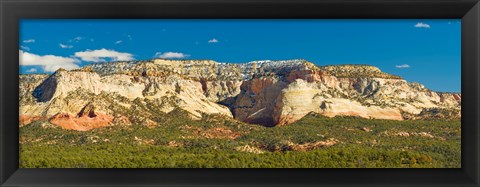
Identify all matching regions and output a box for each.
[242,78,275,95]
[286,70,326,83]
[453,94,461,103]
[19,115,45,126]
[49,112,114,131]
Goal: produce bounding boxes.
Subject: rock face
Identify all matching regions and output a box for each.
[19,59,461,130]
[233,77,287,126]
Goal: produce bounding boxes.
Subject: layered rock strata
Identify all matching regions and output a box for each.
[19,59,461,130]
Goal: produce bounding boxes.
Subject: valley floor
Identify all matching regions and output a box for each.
[19,114,461,168]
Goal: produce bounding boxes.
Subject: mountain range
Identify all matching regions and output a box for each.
[19,59,461,131]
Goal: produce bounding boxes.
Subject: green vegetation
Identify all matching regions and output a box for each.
[321,64,402,79]
[19,114,460,168]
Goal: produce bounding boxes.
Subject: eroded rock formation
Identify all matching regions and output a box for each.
[19,59,461,130]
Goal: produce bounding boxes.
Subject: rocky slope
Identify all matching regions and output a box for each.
[19,58,461,130]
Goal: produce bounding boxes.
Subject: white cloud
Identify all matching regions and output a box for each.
[127,35,132,40]
[115,40,123,44]
[59,43,73,49]
[414,22,430,28]
[90,39,95,42]
[74,48,134,62]
[19,50,80,72]
[155,52,190,59]
[23,39,35,43]
[20,45,30,51]
[395,64,410,69]
[26,68,37,73]
[69,36,85,42]
[208,38,219,43]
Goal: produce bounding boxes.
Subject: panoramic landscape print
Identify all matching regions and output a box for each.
[19,20,461,168]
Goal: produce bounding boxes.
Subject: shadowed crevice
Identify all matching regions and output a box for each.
[32,74,58,102]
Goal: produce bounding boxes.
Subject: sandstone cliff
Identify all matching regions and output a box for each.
[19,59,461,130]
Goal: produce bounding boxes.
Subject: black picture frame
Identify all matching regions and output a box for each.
[1,0,479,186]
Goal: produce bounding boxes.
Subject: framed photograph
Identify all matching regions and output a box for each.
[1,0,479,186]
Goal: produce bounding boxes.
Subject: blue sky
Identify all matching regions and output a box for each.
[19,19,461,92]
